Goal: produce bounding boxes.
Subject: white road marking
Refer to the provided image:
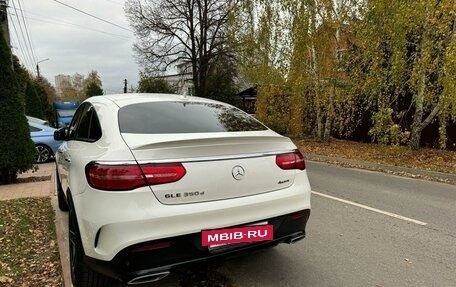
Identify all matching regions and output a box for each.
[312,191,428,226]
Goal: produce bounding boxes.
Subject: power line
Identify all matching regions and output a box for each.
[8,6,132,40]
[30,16,132,39]
[17,0,36,64]
[8,10,34,70]
[10,0,35,67]
[7,12,32,70]
[50,0,133,33]
[11,0,35,65]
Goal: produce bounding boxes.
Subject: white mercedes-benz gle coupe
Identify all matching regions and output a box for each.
[54,94,311,287]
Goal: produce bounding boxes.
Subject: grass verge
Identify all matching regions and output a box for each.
[0,197,63,286]
[296,139,456,175]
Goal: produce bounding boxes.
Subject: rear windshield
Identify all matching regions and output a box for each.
[119,101,267,134]
[58,110,76,117]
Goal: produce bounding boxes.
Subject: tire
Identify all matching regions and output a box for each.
[68,195,114,287]
[35,144,52,163]
[56,170,69,211]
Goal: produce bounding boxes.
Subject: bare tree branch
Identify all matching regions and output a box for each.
[125,0,237,97]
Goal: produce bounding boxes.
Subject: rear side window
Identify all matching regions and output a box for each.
[119,101,267,134]
[68,104,102,142]
[29,125,42,132]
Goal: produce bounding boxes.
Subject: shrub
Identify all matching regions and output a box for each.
[0,27,36,184]
[25,80,44,119]
[256,85,291,134]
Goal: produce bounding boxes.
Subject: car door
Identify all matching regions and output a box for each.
[60,103,103,195]
[57,103,87,193]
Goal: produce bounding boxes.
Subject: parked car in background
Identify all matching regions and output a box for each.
[53,100,79,127]
[55,94,311,287]
[26,115,50,126]
[29,121,63,163]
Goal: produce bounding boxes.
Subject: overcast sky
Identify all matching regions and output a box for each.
[7,0,139,94]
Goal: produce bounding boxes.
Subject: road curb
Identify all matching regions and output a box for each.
[305,154,456,185]
[50,171,72,287]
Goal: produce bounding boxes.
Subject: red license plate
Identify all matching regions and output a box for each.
[202,224,273,247]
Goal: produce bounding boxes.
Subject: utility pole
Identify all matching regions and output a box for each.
[0,0,10,49]
[1,0,12,69]
[36,58,49,78]
[123,79,127,93]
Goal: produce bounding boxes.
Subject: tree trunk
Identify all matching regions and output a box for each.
[323,113,332,142]
[411,99,442,150]
[322,0,341,143]
[316,106,324,141]
[410,126,422,150]
[410,0,442,150]
[410,71,425,150]
[323,84,335,142]
[310,0,322,140]
[309,0,317,75]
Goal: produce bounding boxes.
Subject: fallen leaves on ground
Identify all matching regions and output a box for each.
[15,176,51,184]
[178,265,234,287]
[0,198,63,287]
[296,139,456,175]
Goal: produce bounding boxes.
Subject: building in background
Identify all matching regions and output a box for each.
[71,73,84,93]
[55,73,86,99]
[54,74,71,98]
[158,63,193,95]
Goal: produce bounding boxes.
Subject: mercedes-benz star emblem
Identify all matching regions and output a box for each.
[232,166,245,180]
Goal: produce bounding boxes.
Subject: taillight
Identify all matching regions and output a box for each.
[140,163,186,185]
[86,162,186,191]
[86,164,146,191]
[276,151,305,170]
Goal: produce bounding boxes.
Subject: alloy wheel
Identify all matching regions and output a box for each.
[69,208,79,283]
[35,145,50,163]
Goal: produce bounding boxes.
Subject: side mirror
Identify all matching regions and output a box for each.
[54,127,68,141]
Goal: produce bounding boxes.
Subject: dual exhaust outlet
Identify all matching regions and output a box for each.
[128,232,304,285]
[287,232,305,244]
[128,271,170,285]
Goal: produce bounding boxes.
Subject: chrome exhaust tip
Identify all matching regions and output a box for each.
[128,271,170,285]
[288,232,305,244]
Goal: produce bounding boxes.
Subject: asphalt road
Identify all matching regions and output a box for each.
[218,161,456,287]
[56,161,456,286]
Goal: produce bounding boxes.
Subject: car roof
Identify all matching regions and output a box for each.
[87,93,223,108]
[28,120,55,131]
[26,115,50,126]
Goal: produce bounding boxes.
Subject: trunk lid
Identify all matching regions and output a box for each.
[122,131,298,205]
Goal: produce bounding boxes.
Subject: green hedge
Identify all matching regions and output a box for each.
[0,27,36,184]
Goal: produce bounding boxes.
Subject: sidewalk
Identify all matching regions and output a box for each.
[306,154,456,185]
[0,162,55,200]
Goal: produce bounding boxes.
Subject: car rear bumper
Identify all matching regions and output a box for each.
[84,209,310,284]
[73,171,311,261]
